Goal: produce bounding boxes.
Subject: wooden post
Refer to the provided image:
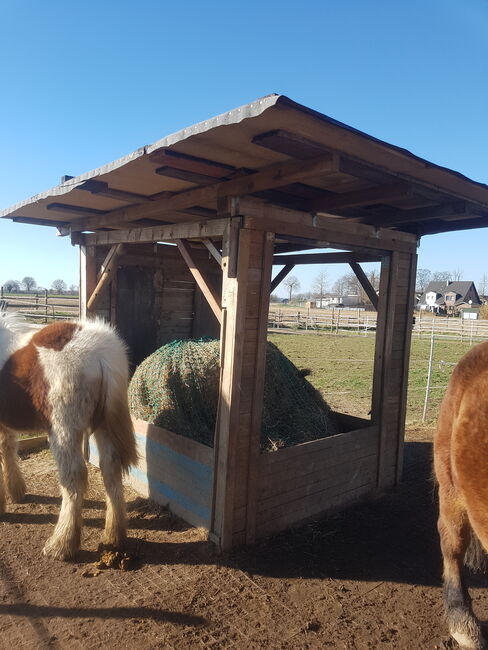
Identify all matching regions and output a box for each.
[372,249,417,488]
[211,223,274,550]
[44,289,48,324]
[79,246,97,319]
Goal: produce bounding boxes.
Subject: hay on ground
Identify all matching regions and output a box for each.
[128,339,339,451]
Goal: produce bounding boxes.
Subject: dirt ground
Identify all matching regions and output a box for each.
[2,428,488,649]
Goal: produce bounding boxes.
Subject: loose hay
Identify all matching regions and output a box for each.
[128,339,339,451]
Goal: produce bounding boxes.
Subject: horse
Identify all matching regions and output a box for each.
[434,340,488,649]
[0,314,138,560]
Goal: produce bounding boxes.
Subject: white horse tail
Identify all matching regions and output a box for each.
[98,356,139,473]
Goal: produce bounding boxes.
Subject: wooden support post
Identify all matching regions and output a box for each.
[349,261,379,310]
[80,245,97,319]
[211,223,274,550]
[86,244,123,312]
[177,239,222,323]
[371,249,417,489]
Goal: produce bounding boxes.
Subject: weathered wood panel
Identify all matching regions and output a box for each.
[255,426,379,537]
[89,419,213,529]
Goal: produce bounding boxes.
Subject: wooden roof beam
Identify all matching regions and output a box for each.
[307,181,412,214]
[78,180,153,204]
[74,216,232,247]
[70,153,337,232]
[363,201,471,227]
[273,251,379,265]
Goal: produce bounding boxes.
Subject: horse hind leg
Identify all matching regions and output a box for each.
[0,429,26,503]
[438,487,486,650]
[43,429,87,560]
[93,429,127,549]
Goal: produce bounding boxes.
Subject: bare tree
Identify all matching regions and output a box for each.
[416,268,432,293]
[450,267,463,282]
[283,275,300,302]
[478,274,488,298]
[22,276,36,292]
[3,279,20,292]
[69,284,79,295]
[332,274,348,297]
[432,271,451,283]
[51,279,67,294]
[311,271,327,305]
[367,268,380,291]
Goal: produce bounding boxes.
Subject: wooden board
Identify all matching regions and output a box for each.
[255,426,379,537]
[89,419,213,529]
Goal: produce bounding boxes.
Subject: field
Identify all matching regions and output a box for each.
[268,330,475,427]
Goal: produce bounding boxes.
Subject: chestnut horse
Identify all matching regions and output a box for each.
[0,315,138,560]
[435,340,488,649]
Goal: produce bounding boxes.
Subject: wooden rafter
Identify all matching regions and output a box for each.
[78,180,153,204]
[176,240,222,323]
[363,201,472,227]
[70,153,337,232]
[307,182,412,214]
[348,261,378,310]
[270,264,295,293]
[273,251,379,265]
[86,244,123,311]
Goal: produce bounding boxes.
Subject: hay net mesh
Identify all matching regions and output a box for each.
[128,339,339,452]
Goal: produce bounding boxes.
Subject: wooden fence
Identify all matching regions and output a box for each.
[268,309,488,342]
[0,289,79,322]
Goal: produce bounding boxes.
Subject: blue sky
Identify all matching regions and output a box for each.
[1,0,487,294]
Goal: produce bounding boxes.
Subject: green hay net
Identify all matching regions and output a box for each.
[128,339,339,451]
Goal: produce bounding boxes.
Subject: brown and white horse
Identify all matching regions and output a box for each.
[0,315,138,560]
[435,340,488,649]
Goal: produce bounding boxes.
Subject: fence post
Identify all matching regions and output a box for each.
[44,289,48,324]
[422,319,436,422]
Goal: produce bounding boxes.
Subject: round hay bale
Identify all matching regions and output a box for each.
[128,339,339,451]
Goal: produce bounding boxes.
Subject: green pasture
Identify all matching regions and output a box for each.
[268,331,477,426]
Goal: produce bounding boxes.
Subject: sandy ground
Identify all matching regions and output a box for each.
[2,428,488,649]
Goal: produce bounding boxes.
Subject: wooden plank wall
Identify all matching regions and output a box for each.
[373,250,418,489]
[111,245,220,367]
[256,426,379,537]
[89,419,214,529]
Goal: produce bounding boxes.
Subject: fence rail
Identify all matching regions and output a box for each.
[0,290,79,322]
[268,309,488,342]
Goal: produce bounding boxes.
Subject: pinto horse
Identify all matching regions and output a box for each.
[0,315,138,560]
[434,340,488,649]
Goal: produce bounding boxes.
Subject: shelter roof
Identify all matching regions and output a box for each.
[3,94,488,237]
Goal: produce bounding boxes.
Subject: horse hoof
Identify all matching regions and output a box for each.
[8,481,26,503]
[43,535,79,561]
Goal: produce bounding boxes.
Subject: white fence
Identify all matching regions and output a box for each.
[268,309,488,343]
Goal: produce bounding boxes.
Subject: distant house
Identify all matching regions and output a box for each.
[315,293,360,308]
[418,281,481,314]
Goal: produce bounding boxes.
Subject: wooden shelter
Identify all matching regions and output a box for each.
[3,94,488,550]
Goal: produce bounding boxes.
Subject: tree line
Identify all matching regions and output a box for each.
[272,268,381,304]
[2,277,79,295]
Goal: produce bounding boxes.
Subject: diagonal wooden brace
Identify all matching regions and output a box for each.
[87,244,123,312]
[349,261,379,310]
[177,240,222,323]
